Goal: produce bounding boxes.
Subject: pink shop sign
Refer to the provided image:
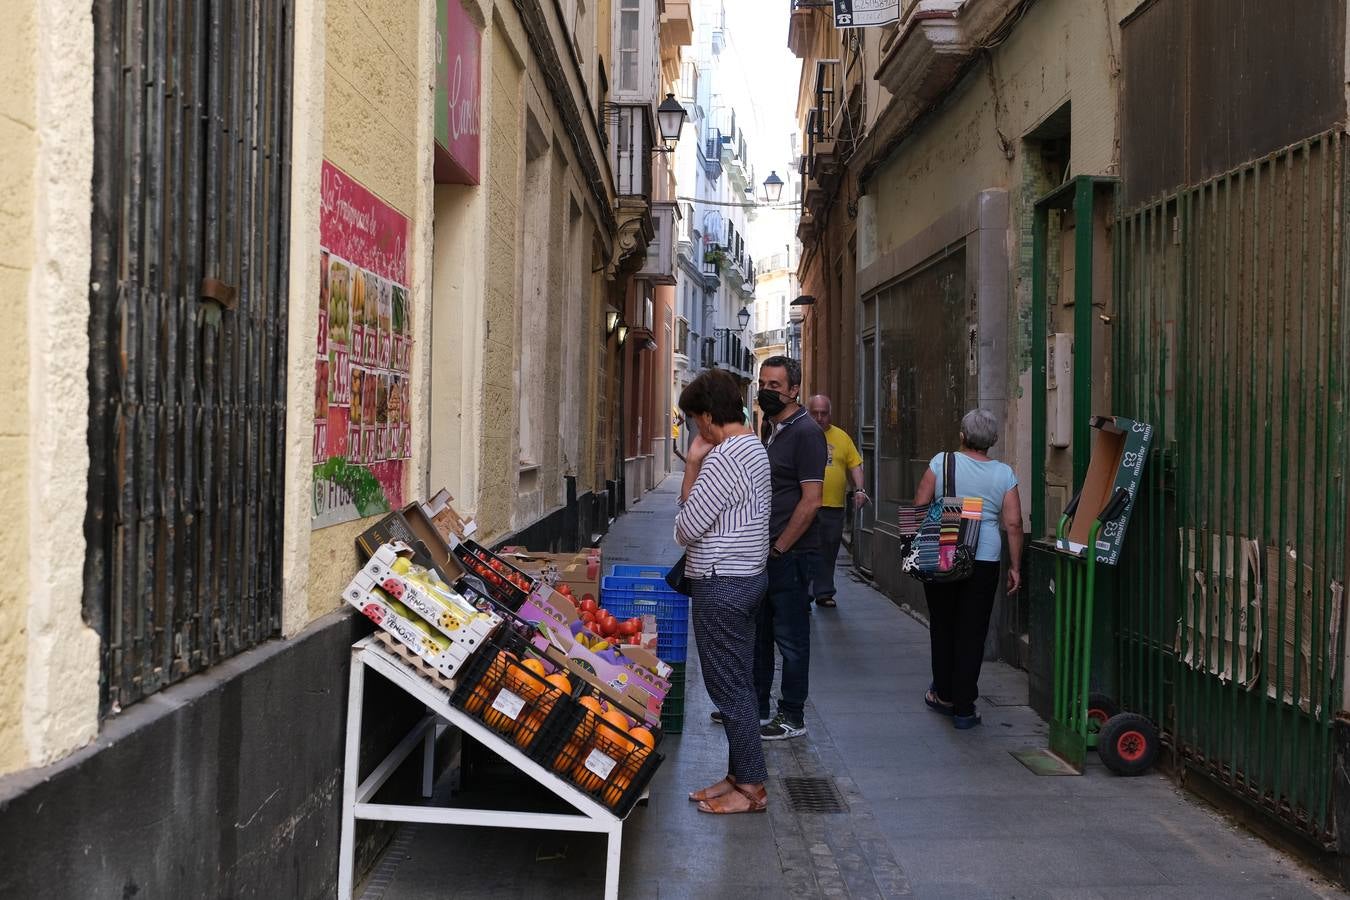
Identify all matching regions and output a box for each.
[435,0,481,185]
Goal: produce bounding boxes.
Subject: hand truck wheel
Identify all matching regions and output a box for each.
[1087,693,1121,736]
[1098,712,1160,776]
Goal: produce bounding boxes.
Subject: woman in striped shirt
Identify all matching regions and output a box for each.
[675,369,773,815]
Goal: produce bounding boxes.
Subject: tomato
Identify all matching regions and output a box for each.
[579,598,598,614]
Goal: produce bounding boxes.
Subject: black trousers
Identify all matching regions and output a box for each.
[924,561,1000,717]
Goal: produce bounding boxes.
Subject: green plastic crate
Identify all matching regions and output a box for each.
[660,663,687,734]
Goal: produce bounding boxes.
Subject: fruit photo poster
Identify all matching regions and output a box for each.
[313,160,413,529]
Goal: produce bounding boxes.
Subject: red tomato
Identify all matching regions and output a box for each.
[599,613,617,636]
[558,584,574,596]
[579,598,598,614]
[581,593,595,604]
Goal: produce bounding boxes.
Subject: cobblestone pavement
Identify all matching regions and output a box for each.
[366,477,1342,899]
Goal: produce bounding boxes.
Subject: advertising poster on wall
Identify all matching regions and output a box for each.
[313,160,413,529]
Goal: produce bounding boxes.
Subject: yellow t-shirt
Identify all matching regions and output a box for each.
[821,425,863,508]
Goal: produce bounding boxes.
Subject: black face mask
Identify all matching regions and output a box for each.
[757,388,790,417]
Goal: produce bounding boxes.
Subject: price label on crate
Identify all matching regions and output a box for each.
[583,748,618,780]
[490,689,525,721]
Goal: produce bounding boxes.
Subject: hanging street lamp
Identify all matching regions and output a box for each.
[762,170,784,203]
[656,94,688,150]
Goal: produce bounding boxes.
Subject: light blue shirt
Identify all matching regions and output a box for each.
[929,453,1018,562]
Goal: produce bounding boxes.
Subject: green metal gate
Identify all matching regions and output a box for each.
[1113,129,1349,841]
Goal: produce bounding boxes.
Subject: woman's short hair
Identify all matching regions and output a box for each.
[679,369,747,426]
[960,408,1000,452]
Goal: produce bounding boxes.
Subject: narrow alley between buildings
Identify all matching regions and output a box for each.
[359,478,1335,900]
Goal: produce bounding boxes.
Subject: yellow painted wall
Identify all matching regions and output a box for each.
[475,20,524,540]
[0,0,36,777]
[308,0,426,622]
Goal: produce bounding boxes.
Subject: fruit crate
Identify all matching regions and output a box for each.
[544,692,664,819]
[451,540,536,611]
[601,576,689,664]
[449,631,578,766]
[659,662,686,734]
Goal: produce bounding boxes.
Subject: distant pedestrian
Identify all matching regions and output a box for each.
[675,369,772,814]
[753,356,826,741]
[806,394,867,608]
[913,409,1023,729]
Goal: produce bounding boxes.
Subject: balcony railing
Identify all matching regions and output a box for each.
[754,328,786,349]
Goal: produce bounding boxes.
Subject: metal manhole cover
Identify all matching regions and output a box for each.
[781,776,848,814]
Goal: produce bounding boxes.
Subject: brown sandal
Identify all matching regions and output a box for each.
[688,777,736,802]
[697,782,767,815]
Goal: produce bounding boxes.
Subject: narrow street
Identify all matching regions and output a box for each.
[363,478,1336,900]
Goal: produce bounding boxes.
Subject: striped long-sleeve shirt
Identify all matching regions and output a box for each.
[674,434,772,578]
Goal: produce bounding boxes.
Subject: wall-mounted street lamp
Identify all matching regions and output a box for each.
[713,307,752,338]
[616,322,630,346]
[606,308,622,337]
[654,94,688,152]
[762,171,784,203]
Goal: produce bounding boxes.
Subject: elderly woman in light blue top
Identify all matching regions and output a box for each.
[912,408,1023,729]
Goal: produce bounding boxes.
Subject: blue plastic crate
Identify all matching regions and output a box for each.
[610,564,672,580]
[602,574,684,597]
[602,578,690,663]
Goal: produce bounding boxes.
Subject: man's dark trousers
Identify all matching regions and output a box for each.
[754,548,819,725]
[812,506,847,599]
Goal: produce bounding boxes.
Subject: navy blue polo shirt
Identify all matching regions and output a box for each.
[766,406,828,549]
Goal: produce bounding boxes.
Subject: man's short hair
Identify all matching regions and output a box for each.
[761,355,802,388]
[679,369,747,426]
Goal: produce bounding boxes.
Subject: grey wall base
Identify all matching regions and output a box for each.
[0,609,424,900]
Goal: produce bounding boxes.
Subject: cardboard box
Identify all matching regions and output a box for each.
[422,487,477,542]
[498,548,602,599]
[1057,415,1153,566]
[342,543,501,679]
[355,511,450,580]
[516,585,671,725]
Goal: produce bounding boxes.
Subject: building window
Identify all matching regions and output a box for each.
[617,0,641,92]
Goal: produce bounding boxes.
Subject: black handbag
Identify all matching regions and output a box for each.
[665,553,692,595]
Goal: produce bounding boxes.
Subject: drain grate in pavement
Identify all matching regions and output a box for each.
[781,776,848,814]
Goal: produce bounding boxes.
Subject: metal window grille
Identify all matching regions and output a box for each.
[86,0,294,713]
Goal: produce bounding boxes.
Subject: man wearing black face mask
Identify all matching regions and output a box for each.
[752,355,826,739]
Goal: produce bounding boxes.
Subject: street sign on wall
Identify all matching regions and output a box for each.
[833,0,901,28]
[435,0,481,184]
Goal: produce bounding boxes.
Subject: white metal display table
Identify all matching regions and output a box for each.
[337,636,627,900]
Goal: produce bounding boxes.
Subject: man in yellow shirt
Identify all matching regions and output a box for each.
[807,394,867,607]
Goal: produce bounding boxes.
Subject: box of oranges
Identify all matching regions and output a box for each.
[449,631,581,766]
[544,689,664,818]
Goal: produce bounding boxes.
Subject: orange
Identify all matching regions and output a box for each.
[505,662,545,700]
[600,706,629,732]
[515,705,548,749]
[521,658,548,679]
[601,769,634,808]
[628,727,656,751]
[545,672,572,695]
[464,682,492,716]
[571,752,610,792]
[578,696,604,716]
